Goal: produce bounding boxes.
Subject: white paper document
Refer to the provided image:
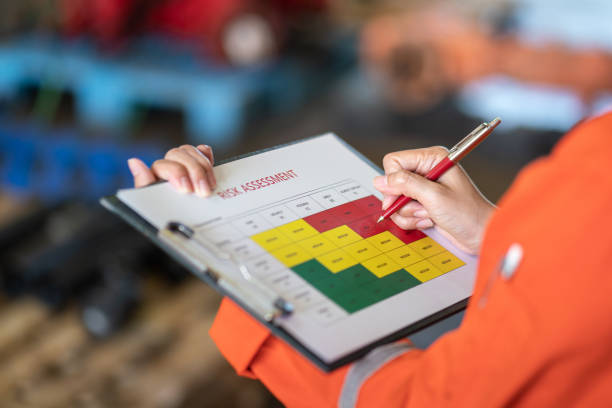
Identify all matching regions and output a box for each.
[117,134,477,364]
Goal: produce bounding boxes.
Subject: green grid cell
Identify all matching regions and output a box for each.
[364,270,421,302]
[335,264,378,287]
[334,287,378,313]
[290,247,423,314]
[291,259,333,283]
[383,269,421,289]
[311,278,353,298]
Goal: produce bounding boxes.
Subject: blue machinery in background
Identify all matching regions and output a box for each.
[0,35,355,200]
[0,35,356,147]
[0,122,162,201]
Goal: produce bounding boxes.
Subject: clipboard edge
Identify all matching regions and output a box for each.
[101,133,468,372]
[100,194,344,371]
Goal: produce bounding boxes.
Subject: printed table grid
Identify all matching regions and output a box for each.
[198,181,465,321]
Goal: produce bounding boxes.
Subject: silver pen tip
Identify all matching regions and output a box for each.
[489,117,502,128]
[376,216,385,224]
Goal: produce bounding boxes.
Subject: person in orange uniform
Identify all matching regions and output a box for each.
[128,112,612,407]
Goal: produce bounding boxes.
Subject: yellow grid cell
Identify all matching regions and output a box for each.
[271,243,313,267]
[322,225,362,247]
[405,260,444,282]
[298,234,337,257]
[251,228,292,251]
[361,254,401,278]
[316,249,358,273]
[277,219,319,242]
[408,237,446,258]
[343,239,381,262]
[366,231,404,253]
[428,251,465,273]
[386,245,423,267]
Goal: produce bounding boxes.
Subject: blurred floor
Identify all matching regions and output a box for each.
[0,185,282,408]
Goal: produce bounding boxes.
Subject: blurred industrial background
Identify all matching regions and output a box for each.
[1,0,611,406]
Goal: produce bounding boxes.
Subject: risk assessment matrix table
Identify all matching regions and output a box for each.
[196,180,465,326]
[116,134,477,364]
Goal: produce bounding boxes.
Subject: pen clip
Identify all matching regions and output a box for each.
[448,117,500,162]
[161,221,293,322]
[448,123,487,158]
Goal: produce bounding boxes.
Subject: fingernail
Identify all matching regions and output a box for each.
[416,219,434,229]
[414,210,428,218]
[382,196,394,210]
[168,177,181,191]
[127,158,140,176]
[373,175,387,187]
[197,180,211,197]
[180,176,191,193]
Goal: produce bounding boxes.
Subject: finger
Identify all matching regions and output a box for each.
[396,201,426,218]
[374,177,400,210]
[180,145,216,192]
[374,170,443,207]
[415,218,434,229]
[187,147,217,192]
[381,193,398,210]
[383,146,448,176]
[150,159,192,193]
[374,178,398,209]
[390,214,421,230]
[413,209,429,218]
[165,148,211,196]
[196,144,214,166]
[382,152,404,175]
[128,158,157,188]
[391,213,434,230]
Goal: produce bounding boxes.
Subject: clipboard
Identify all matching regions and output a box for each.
[101,133,474,372]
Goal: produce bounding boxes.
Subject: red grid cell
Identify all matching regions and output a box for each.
[352,195,382,216]
[324,202,363,225]
[303,201,366,233]
[348,214,393,238]
[303,209,345,233]
[303,194,427,241]
[347,212,426,244]
[388,224,426,245]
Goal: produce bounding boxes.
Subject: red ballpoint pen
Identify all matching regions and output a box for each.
[376,117,501,223]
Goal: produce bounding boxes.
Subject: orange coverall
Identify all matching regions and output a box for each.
[209,112,612,407]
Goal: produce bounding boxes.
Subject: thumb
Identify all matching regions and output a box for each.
[128,158,157,188]
[374,169,443,207]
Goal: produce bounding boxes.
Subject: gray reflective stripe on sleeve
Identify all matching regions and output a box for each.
[338,343,413,408]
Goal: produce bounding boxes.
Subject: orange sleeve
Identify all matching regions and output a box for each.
[209,298,351,406]
[208,292,527,408]
[210,298,422,407]
[208,298,272,379]
[210,112,612,407]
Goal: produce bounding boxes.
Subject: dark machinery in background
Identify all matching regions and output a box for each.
[0,203,187,338]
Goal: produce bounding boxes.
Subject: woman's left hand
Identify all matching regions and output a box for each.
[127,144,216,197]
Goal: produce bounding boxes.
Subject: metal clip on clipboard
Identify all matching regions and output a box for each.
[158,221,293,323]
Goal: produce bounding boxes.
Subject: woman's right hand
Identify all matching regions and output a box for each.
[373,146,496,254]
[127,144,217,197]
